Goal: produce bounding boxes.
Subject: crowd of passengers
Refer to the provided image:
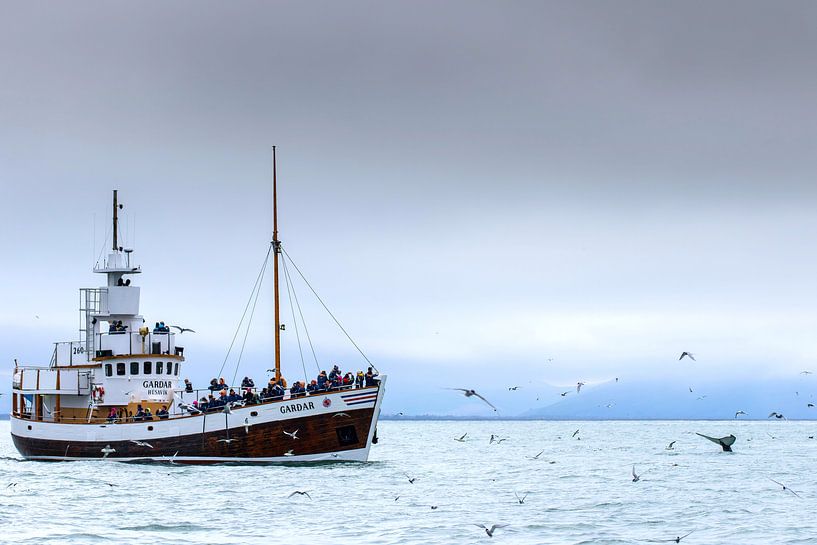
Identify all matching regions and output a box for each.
[182,365,379,414]
[106,404,169,423]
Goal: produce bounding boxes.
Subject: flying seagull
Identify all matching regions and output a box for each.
[454,433,468,442]
[679,352,695,361]
[696,432,737,452]
[217,438,237,444]
[445,388,497,411]
[170,325,195,334]
[808,404,815,408]
[100,445,115,458]
[650,531,694,543]
[514,492,528,504]
[769,478,801,498]
[572,429,580,438]
[508,386,520,391]
[560,391,570,397]
[130,440,153,448]
[332,413,351,418]
[735,411,748,419]
[632,465,641,482]
[404,473,417,484]
[768,412,786,420]
[474,524,508,538]
[576,382,585,393]
[527,450,545,460]
[283,449,294,456]
[283,429,300,440]
[287,490,312,500]
[801,371,813,375]
[665,441,676,451]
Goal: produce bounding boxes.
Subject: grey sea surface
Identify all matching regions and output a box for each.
[1,420,815,544]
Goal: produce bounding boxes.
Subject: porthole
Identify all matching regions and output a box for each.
[250,411,258,417]
[27,425,32,430]
[336,425,359,446]
[147,426,154,431]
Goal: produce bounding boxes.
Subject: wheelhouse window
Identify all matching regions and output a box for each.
[169,362,175,375]
[105,364,113,377]
[143,361,152,375]
[156,361,163,374]
[175,362,180,376]
[130,361,139,375]
[116,362,125,376]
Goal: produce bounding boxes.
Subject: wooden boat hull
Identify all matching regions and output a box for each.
[11,380,385,463]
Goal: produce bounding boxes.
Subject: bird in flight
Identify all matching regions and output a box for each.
[632,465,641,482]
[170,325,196,334]
[560,391,570,397]
[768,412,786,420]
[217,438,237,444]
[332,412,351,418]
[100,445,115,458]
[130,440,153,448]
[283,429,300,440]
[769,478,801,498]
[576,382,585,393]
[801,370,813,375]
[650,531,694,543]
[283,449,294,457]
[665,441,676,451]
[527,450,545,460]
[508,386,520,391]
[454,433,468,442]
[572,429,580,438]
[287,490,312,499]
[735,411,747,419]
[808,404,815,408]
[474,524,508,537]
[679,352,695,361]
[514,492,528,504]
[445,388,497,411]
[404,473,417,484]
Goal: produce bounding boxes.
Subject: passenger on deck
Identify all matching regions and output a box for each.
[134,404,145,422]
[355,371,365,389]
[243,388,257,404]
[290,381,305,398]
[241,376,255,388]
[365,367,379,386]
[227,388,242,403]
[107,407,118,423]
[117,278,124,286]
[127,410,134,422]
[157,406,169,419]
[217,377,228,391]
[184,378,194,393]
[259,387,270,400]
[328,364,341,381]
[153,322,161,333]
[343,372,354,388]
[306,379,319,394]
[144,407,153,420]
[271,382,285,401]
[317,371,328,391]
[208,378,220,391]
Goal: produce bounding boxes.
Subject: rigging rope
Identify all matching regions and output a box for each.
[281,253,309,385]
[231,251,270,386]
[281,249,321,373]
[281,247,379,374]
[217,244,272,379]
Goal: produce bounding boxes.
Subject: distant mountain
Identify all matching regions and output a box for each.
[521,378,817,420]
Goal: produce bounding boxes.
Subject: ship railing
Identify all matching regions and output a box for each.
[94,331,181,358]
[51,341,91,367]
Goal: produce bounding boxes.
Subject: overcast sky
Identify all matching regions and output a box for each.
[2,2,817,415]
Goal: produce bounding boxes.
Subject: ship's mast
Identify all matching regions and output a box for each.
[272,146,282,382]
[112,190,119,250]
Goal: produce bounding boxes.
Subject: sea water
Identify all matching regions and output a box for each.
[1,420,815,544]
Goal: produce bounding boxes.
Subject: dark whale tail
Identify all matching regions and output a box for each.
[696,432,736,452]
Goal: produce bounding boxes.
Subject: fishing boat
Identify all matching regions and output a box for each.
[10,149,386,462]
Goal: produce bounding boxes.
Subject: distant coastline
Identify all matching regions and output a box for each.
[380,414,817,421]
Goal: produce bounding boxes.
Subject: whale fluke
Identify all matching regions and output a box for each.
[696,432,736,452]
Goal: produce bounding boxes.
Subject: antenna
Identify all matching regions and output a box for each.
[112,190,118,251]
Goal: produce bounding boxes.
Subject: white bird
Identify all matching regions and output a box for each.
[679,352,695,361]
[283,429,300,440]
[666,441,676,451]
[100,445,115,458]
[223,404,232,415]
[735,410,748,419]
[514,492,528,504]
[474,524,508,537]
[769,478,801,498]
[576,382,585,394]
[332,413,351,418]
[454,433,468,442]
[768,412,786,420]
[217,438,236,444]
[130,440,153,448]
[170,325,196,334]
[287,490,312,499]
[632,465,641,482]
[527,450,545,460]
[283,449,294,457]
[445,388,497,411]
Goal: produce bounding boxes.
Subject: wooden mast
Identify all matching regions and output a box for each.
[272,147,282,381]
